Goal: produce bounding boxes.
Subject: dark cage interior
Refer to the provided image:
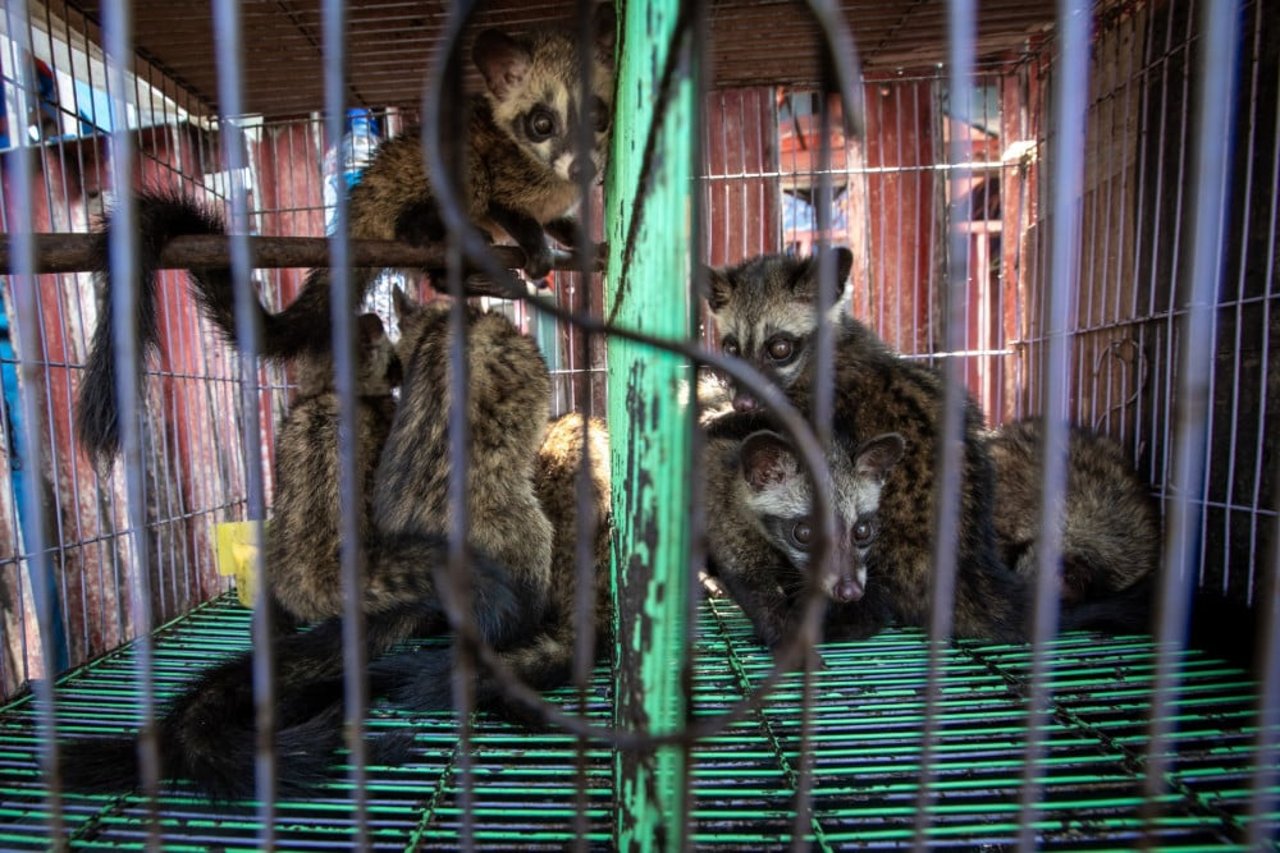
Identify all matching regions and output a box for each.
[0,0,1275,849]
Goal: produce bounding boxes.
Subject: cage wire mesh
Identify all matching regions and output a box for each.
[0,0,1272,849]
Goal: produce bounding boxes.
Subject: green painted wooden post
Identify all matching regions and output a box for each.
[605,0,698,848]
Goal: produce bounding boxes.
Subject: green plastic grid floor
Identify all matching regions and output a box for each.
[0,592,1274,850]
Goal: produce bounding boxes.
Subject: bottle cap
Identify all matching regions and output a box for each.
[346,107,380,138]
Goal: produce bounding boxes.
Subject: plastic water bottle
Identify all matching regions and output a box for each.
[324,108,381,235]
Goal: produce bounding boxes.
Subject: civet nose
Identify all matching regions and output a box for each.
[732,392,759,413]
[569,157,596,183]
[833,577,864,603]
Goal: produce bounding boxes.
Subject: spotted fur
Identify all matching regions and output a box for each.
[707,250,1027,642]
[986,418,1160,604]
[370,413,613,723]
[59,294,554,800]
[371,291,554,615]
[75,8,615,458]
[265,312,400,632]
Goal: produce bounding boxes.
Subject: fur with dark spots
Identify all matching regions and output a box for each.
[985,418,1160,627]
[60,295,553,800]
[374,293,554,621]
[74,10,615,457]
[265,313,400,630]
[370,414,613,726]
[708,250,1027,642]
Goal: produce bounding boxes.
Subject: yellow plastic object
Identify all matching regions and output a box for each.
[214,520,265,608]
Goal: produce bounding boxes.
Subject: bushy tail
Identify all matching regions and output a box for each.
[57,603,424,800]
[76,190,229,459]
[1060,576,1268,675]
[185,250,360,365]
[54,737,140,795]
[58,536,544,800]
[362,533,547,649]
[369,609,600,727]
[75,190,383,460]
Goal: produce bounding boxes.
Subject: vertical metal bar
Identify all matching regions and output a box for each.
[912,82,924,358]
[1221,0,1263,593]
[719,89,730,259]
[569,289,593,842]
[755,88,770,254]
[1140,5,1173,483]
[27,13,68,652]
[1027,62,1046,418]
[924,80,940,359]
[2,0,65,841]
[446,241,476,853]
[1082,29,1105,428]
[571,0,604,847]
[991,76,1004,422]
[1126,3,1159,454]
[45,0,103,650]
[874,86,886,335]
[1096,16,1122,426]
[1155,3,1196,526]
[1140,0,1240,844]
[1089,36,1110,430]
[319,0,369,848]
[681,8,710,848]
[149,75,184,619]
[1108,12,1138,444]
[790,60,836,853]
[913,1,973,848]
[212,0,275,843]
[177,67,202,615]
[773,94,783,252]
[894,82,904,348]
[1017,2,1088,849]
[56,2,116,656]
[99,0,166,845]
[427,9,477,848]
[130,59,176,629]
[24,6,76,671]
[1009,68,1028,422]
[188,116,223,594]
[735,92,746,258]
[198,118,236,604]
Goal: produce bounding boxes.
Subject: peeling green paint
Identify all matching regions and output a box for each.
[605,0,698,848]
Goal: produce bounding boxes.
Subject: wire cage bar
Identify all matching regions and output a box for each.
[0,0,1273,850]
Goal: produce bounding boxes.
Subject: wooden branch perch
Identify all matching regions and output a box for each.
[0,233,604,293]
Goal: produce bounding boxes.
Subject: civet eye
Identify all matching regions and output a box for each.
[722,338,740,357]
[852,520,874,546]
[527,108,556,141]
[790,521,812,548]
[766,337,794,361]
